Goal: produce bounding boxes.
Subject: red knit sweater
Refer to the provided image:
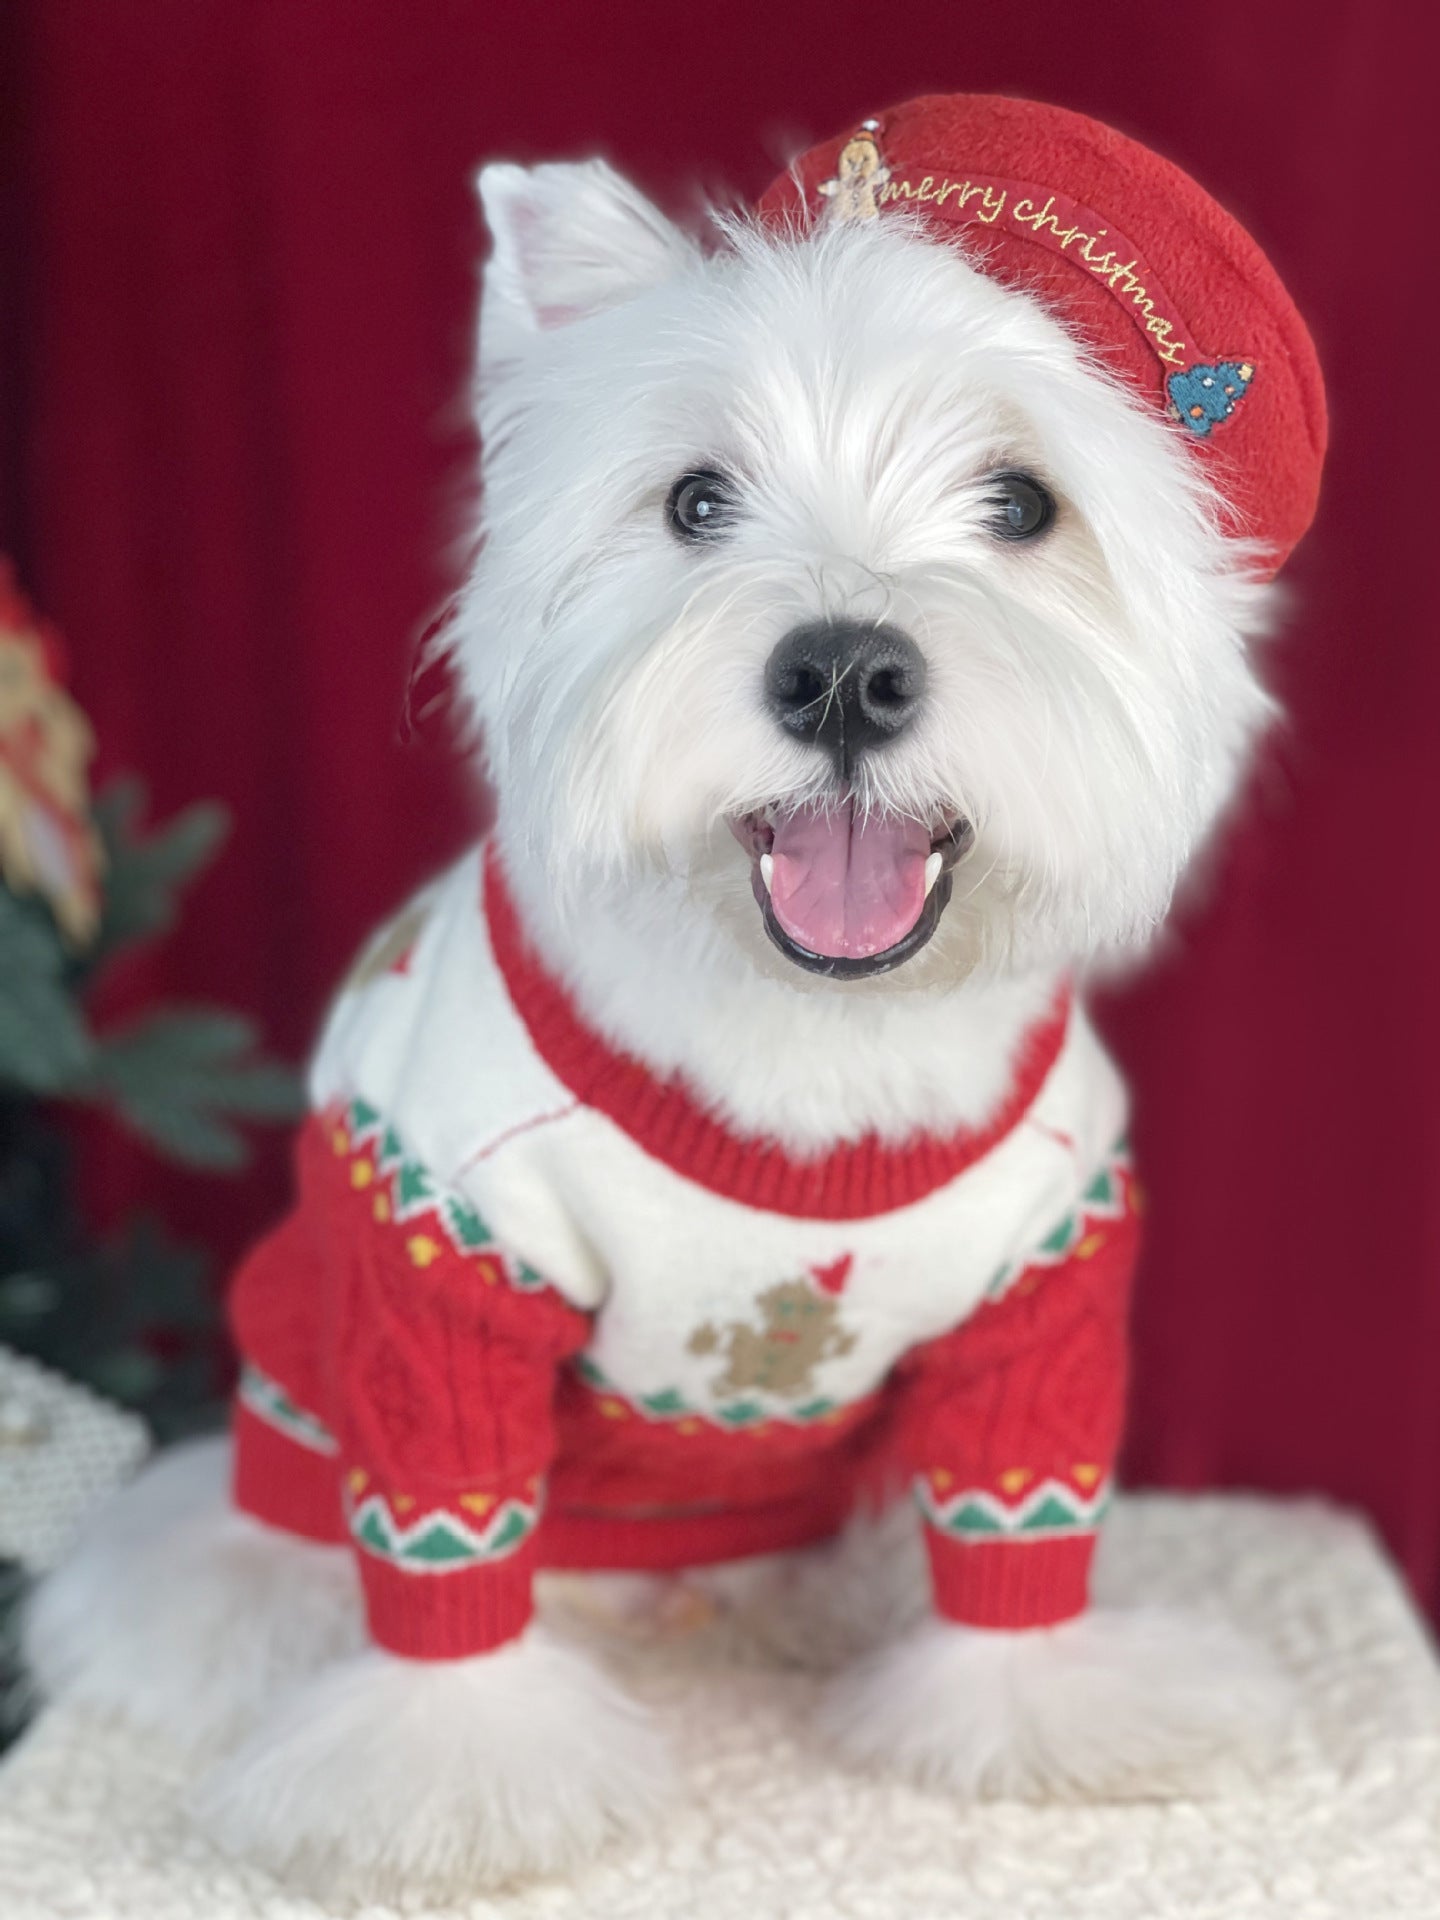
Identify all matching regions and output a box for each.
[229,850,1140,1661]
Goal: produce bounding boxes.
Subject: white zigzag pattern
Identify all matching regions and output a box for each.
[339,1101,546,1287]
[346,1488,544,1572]
[985,1138,1132,1301]
[238,1364,338,1458]
[914,1474,1113,1539]
[344,1105,437,1222]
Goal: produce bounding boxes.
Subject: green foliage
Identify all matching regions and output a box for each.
[0,889,93,1092]
[0,770,299,1754]
[89,1012,302,1170]
[84,777,229,969]
[0,1203,227,1442]
[0,779,303,1161]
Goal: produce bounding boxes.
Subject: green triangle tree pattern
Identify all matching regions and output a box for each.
[986,1135,1131,1301]
[394,1160,433,1212]
[334,1101,560,1302]
[349,1493,540,1569]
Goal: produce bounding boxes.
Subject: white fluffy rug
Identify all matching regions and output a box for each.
[2,1495,1438,1919]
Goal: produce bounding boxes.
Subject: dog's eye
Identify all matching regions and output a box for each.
[667,469,737,541]
[983,471,1056,542]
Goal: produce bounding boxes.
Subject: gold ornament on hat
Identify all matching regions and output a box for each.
[817,119,889,225]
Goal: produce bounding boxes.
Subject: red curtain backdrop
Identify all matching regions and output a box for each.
[5,4,1439,1607]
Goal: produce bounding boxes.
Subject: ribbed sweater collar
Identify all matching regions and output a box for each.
[483,845,1070,1220]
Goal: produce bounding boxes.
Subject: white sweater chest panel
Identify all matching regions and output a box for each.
[308,846,1129,1411]
[464,1011,1127,1420]
[307,847,602,1295]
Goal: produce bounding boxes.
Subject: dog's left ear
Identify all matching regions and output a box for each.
[476,159,695,375]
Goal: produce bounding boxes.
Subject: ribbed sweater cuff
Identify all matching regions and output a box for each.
[925,1528,1095,1630]
[358,1548,536,1660]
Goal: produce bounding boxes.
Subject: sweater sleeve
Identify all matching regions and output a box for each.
[317,1100,591,1660]
[897,1142,1141,1632]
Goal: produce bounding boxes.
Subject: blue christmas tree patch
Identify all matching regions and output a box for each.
[1167,359,1255,436]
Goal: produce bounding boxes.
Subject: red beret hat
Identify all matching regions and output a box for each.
[758,95,1326,575]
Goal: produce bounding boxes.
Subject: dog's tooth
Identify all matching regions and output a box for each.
[924,851,943,897]
[759,853,774,891]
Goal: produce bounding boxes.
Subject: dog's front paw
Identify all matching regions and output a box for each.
[191,1626,668,1899]
[818,1609,1292,1802]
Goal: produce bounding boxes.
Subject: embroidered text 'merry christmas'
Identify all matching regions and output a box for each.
[875,170,1194,369]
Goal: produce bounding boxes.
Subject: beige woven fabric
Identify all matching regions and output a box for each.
[2,1495,1438,1919]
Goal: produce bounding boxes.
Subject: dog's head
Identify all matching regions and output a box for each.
[454,155,1283,987]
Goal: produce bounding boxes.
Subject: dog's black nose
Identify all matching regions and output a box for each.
[764,620,926,777]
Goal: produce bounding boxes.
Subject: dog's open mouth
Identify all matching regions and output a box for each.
[729,797,972,979]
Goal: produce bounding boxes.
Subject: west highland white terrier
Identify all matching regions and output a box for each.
[25,93,1325,1899]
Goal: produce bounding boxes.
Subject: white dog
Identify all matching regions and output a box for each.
[25,96,1324,1900]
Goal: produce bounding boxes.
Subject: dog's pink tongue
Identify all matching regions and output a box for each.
[768,799,930,960]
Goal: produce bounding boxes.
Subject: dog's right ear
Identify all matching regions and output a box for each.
[476,160,696,376]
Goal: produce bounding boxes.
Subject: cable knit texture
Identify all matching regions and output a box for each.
[226,842,1138,1659]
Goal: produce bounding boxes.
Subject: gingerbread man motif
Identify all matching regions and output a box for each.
[817,120,889,224]
[341,899,431,994]
[688,1275,857,1399]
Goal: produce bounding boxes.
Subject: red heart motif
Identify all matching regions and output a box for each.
[810,1253,853,1295]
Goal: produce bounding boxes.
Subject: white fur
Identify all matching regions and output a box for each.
[458,143,1289,1838]
[23,1438,362,1756]
[819,1609,1293,1802]
[191,1627,669,1901]
[694,1498,932,1669]
[27,152,1293,1895]
[478,159,699,376]
[454,162,1276,1145]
